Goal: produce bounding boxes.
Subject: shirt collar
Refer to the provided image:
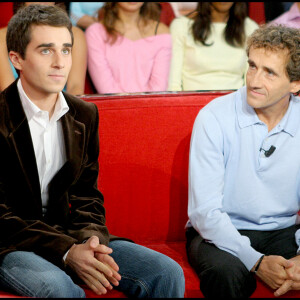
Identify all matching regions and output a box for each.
[17,79,69,122]
[236,86,300,137]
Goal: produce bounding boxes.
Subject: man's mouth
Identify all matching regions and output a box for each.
[249,88,265,97]
[49,74,65,80]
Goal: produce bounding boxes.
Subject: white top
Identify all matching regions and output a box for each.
[168,16,259,91]
[17,79,69,215]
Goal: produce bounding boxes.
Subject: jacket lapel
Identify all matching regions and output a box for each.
[47,95,85,206]
[4,81,42,212]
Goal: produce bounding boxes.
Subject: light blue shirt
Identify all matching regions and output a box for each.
[188,86,300,271]
[69,2,104,26]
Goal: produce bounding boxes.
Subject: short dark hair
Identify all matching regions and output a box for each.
[7,4,73,59]
[247,25,300,82]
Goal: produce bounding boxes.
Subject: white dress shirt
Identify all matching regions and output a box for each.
[17,79,69,215]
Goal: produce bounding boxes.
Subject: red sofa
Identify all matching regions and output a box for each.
[1,91,300,298]
[83,91,300,298]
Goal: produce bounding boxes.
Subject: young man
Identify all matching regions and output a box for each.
[0,4,185,298]
[187,25,300,298]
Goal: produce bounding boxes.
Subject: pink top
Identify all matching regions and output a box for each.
[85,22,172,94]
[271,3,300,28]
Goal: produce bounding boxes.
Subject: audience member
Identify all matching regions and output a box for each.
[169,2,198,17]
[0,2,87,95]
[85,2,171,94]
[270,2,300,28]
[187,25,300,298]
[0,4,185,298]
[69,2,104,30]
[168,2,259,91]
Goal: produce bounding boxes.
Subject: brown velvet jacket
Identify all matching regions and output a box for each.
[0,80,114,269]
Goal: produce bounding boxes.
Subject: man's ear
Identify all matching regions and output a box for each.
[290,80,300,96]
[8,51,23,72]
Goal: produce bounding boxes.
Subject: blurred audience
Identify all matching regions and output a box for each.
[168,2,259,91]
[169,2,198,17]
[159,2,176,26]
[264,2,294,22]
[0,2,87,95]
[0,2,13,28]
[270,2,300,28]
[69,2,104,30]
[85,2,172,94]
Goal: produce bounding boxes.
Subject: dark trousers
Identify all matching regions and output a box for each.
[186,225,300,298]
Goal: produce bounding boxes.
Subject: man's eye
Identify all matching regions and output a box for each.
[62,48,71,55]
[41,49,50,54]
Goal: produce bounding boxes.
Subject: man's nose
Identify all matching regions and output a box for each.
[52,52,65,69]
[250,70,262,87]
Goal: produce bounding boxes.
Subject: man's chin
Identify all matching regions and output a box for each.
[246,94,261,109]
[46,82,67,94]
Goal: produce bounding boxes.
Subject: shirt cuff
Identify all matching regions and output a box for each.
[63,249,70,262]
[238,246,264,271]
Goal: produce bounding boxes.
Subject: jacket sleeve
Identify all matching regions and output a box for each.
[66,103,110,245]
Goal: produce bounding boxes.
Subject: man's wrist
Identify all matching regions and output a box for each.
[251,254,265,273]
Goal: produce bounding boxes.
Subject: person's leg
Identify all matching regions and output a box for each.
[186,227,256,298]
[240,225,300,259]
[0,251,85,298]
[109,240,185,298]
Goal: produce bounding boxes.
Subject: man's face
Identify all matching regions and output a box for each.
[10,24,72,99]
[246,47,299,114]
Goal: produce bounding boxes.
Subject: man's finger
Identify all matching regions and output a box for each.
[85,236,100,249]
[105,270,121,286]
[81,272,108,295]
[274,280,293,297]
[93,258,115,278]
[83,270,111,294]
[89,268,113,290]
[96,253,119,272]
[93,243,113,254]
[282,260,294,269]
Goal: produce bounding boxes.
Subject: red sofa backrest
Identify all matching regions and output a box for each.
[81,91,231,243]
[0,2,13,29]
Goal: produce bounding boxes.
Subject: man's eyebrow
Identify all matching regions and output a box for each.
[36,43,73,49]
[63,43,73,48]
[264,66,278,76]
[247,59,278,76]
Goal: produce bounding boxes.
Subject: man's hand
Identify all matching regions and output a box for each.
[274,256,300,297]
[65,236,121,295]
[94,250,121,287]
[254,255,294,289]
